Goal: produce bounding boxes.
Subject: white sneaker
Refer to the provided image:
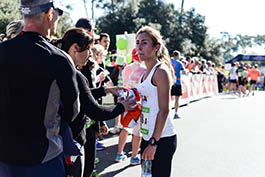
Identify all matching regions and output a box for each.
[110,126,120,134]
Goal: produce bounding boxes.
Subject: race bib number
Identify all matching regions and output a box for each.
[140,106,150,135]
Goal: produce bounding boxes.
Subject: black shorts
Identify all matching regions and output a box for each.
[250,80,257,85]
[230,79,237,84]
[171,84,182,96]
[238,78,245,86]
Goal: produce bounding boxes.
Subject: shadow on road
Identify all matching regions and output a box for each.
[96,136,138,177]
[99,165,132,177]
[220,96,238,100]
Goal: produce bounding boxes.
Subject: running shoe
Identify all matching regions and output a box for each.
[94,157,100,165]
[92,169,100,177]
[96,138,104,146]
[174,113,180,119]
[110,126,121,134]
[130,156,141,165]
[96,142,105,151]
[115,152,127,162]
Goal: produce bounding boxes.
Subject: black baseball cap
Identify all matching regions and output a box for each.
[20,0,63,16]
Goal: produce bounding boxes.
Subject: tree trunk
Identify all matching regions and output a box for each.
[181,0,184,14]
[83,0,89,18]
[91,0,95,21]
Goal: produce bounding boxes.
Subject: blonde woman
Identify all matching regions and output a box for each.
[92,44,112,87]
[136,26,177,177]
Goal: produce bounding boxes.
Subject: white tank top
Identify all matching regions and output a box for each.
[137,62,176,141]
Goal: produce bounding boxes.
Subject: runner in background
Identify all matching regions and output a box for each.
[247,64,261,96]
[245,64,252,95]
[170,50,185,119]
[237,63,248,97]
[229,62,238,94]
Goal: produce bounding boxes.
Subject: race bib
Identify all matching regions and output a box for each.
[140,106,150,135]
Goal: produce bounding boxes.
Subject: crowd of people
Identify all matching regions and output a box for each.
[0,0,177,177]
[167,53,264,97]
[226,62,262,96]
[0,1,264,177]
[0,1,134,177]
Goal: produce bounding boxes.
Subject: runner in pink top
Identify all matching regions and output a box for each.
[115,48,146,165]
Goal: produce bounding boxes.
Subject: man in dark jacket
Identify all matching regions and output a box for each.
[0,0,79,177]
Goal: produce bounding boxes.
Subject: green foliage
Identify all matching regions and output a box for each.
[95,0,213,60]
[95,0,127,13]
[93,0,265,63]
[96,2,137,51]
[0,0,21,35]
[0,0,72,38]
[55,12,73,38]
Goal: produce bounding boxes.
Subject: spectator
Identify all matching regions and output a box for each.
[200,59,207,73]
[6,20,24,39]
[0,34,6,42]
[92,44,112,87]
[98,33,123,135]
[98,33,110,51]
[0,1,79,177]
[53,27,134,177]
[109,52,125,135]
[75,18,108,177]
[217,64,225,93]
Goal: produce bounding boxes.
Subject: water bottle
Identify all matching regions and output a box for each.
[141,160,152,177]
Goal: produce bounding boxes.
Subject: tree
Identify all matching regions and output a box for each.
[0,0,21,35]
[136,0,179,52]
[0,0,72,38]
[95,1,138,51]
[181,8,208,56]
[201,36,223,63]
[95,0,128,14]
[55,12,73,38]
[94,0,265,63]
[95,0,211,59]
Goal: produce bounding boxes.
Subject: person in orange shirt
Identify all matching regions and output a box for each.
[247,64,261,96]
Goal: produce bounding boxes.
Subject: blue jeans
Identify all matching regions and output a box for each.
[0,153,65,177]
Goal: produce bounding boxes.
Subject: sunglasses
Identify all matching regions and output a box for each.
[44,2,63,16]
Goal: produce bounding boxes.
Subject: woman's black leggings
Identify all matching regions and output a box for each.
[140,135,177,177]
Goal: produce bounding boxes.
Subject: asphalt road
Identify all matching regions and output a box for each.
[96,91,265,177]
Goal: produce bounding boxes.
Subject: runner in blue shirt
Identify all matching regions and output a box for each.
[171,50,185,119]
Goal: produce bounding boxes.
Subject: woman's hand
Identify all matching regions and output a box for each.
[141,145,157,160]
[105,86,128,96]
[119,94,137,111]
[99,72,106,82]
[106,81,114,87]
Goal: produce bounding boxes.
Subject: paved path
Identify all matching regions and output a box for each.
[96,91,265,177]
